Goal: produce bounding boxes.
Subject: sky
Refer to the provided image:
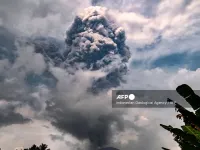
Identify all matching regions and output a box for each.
[0,0,200,150]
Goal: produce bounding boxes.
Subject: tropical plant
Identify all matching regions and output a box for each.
[24,143,50,150]
[161,84,200,150]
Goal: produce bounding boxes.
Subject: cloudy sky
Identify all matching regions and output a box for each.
[0,0,200,150]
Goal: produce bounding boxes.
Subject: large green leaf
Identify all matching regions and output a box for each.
[181,125,200,141]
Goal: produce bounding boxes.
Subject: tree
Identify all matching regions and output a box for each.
[161,84,200,150]
[24,143,50,150]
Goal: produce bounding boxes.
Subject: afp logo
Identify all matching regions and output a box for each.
[116,94,135,100]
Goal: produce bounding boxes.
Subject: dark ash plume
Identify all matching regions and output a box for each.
[43,6,130,149]
[19,6,131,93]
[47,103,124,149]
[0,6,131,149]
[64,6,130,93]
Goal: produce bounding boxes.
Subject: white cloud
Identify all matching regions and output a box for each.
[121,67,200,90]
[0,120,84,150]
[0,0,91,38]
[106,0,200,62]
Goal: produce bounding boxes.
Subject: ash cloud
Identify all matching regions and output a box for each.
[64,6,130,93]
[43,7,131,148]
[49,106,124,148]
[44,66,126,149]
[14,6,131,93]
[0,4,147,150]
[65,7,130,65]
[0,6,131,149]
[23,36,66,67]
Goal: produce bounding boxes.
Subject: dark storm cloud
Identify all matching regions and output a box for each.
[0,101,31,127]
[0,111,30,127]
[0,112,30,127]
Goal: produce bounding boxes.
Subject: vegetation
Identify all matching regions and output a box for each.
[24,143,50,150]
[161,84,200,150]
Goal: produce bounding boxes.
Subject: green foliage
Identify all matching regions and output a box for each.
[161,84,200,150]
[181,126,200,141]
